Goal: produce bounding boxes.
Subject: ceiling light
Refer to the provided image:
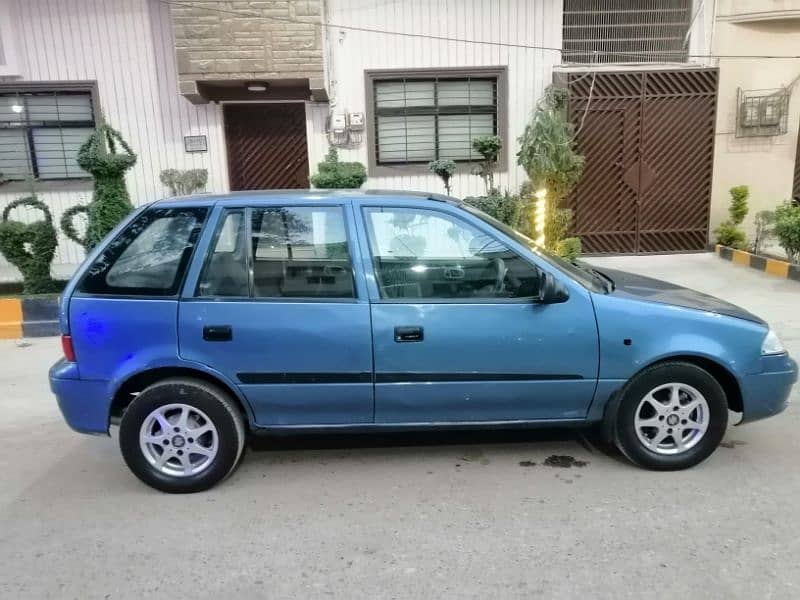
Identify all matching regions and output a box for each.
[246,82,269,92]
[11,104,23,113]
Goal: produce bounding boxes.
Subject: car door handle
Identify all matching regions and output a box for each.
[394,326,423,343]
[203,325,232,342]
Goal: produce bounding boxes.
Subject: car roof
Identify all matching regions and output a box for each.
[153,189,460,209]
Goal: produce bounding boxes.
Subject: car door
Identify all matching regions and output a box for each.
[178,201,374,426]
[356,201,599,423]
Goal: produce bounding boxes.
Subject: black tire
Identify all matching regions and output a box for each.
[613,361,728,470]
[119,378,246,493]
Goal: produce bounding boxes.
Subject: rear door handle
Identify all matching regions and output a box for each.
[203,325,232,342]
[394,326,423,343]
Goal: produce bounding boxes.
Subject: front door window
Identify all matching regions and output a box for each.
[363,207,541,300]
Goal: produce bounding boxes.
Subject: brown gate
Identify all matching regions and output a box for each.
[224,103,309,190]
[566,69,718,253]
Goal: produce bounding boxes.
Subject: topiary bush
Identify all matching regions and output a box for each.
[428,159,456,195]
[773,201,800,263]
[463,191,526,231]
[160,168,208,196]
[61,124,137,251]
[714,185,749,249]
[556,236,582,261]
[309,148,367,189]
[60,204,90,248]
[0,196,58,294]
[471,135,503,194]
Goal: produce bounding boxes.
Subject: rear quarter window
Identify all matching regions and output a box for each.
[78,207,208,296]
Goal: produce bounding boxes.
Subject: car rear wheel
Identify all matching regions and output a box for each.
[614,362,728,470]
[119,378,246,493]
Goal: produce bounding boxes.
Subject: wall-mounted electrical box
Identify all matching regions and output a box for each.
[347,112,365,131]
[330,113,347,134]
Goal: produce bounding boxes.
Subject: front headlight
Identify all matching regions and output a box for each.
[762,329,786,355]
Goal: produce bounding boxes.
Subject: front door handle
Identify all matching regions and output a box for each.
[203,325,232,342]
[394,326,423,343]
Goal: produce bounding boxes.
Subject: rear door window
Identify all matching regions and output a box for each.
[79,207,207,296]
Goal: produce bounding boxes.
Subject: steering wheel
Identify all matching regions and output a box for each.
[489,257,508,295]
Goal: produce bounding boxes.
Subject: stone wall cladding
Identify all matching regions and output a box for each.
[171,1,324,85]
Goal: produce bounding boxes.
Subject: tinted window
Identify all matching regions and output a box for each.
[79,207,207,296]
[197,210,248,297]
[364,207,542,300]
[251,206,354,299]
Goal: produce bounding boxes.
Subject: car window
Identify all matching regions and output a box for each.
[196,209,248,297]
[79,207,207,296]
[363,207,542,300]
[251,206,355,299]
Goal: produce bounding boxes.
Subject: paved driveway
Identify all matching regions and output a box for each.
[1,253,798,599]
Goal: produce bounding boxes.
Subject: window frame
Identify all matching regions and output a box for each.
[0,80,99,189]
[365,67,508,177]
[75,206,209,299]
[360,204,543,304]
[190,204,361,303]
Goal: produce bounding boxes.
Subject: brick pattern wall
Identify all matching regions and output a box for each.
[170,1,324,92]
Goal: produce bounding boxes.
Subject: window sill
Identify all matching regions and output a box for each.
[0,179,93,194]
[369,160,507,178]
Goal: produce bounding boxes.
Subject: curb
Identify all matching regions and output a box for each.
[715,244,800,281]
[0,296,60,340]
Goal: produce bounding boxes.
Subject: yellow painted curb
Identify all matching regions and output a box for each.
[731,249,750,266]
[0,298,23,339]
[765,258,790,278]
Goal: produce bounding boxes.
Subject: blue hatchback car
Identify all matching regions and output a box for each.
[50,191,797,492]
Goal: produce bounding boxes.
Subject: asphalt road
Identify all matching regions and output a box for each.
[1,253,799,599]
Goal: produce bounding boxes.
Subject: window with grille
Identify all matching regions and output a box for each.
[563,0,692,64]
[0,90,96,181]
[371,77,498,165]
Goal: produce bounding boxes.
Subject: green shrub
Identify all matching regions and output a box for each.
[556,236,582,260]
[160,169,208,196]
[310,148,367,189]
[714,221,747,249]
[517,87,585,252]
[61,124,137,251]
[773,201,800,263]
[0,196,58,294]
[463,192,526,230]
[471,135,503,194]
[714,185,749,249]
[428,159,456,195]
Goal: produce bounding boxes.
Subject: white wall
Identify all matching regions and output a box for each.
[0,0,229,272]
[314,0,563,198]
[710,6,800,245]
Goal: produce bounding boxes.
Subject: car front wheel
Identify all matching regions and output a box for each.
[119,378,246,493]
[614,361,728,470]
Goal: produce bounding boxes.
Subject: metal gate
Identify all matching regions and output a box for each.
[224,103,309,191]
[566,69,718,253]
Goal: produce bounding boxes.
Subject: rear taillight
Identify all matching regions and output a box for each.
[61,335,76,362]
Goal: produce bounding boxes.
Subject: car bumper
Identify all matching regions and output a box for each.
[49,359,111,434]
[739,354,798,424]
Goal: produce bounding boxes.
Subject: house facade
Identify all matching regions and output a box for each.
[1,0,794,274]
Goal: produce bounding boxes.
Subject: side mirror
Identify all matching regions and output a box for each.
[537,273,570,304]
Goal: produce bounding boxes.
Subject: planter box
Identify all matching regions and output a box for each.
[715,245,800,282]
[0,296,60,339]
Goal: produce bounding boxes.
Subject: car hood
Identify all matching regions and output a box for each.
[596,267,765,324]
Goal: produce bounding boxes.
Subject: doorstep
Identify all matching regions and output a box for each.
[715,245,800,282]
[0,297,60,339]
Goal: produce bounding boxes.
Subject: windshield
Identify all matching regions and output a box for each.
[460,203,611,293]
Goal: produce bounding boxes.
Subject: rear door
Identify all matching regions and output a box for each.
[355,200,599,423]
[178,200,373,426]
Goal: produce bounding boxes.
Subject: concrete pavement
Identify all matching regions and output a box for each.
[1,252,799,599]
